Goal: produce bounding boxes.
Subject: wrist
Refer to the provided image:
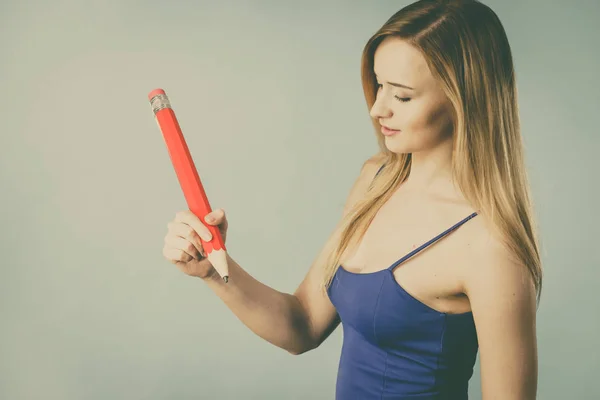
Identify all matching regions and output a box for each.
[200,267,219,282]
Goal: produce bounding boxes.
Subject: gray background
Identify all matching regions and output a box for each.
[1,0,598,399]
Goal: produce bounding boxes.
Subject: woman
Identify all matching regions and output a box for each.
[162,0,541,398]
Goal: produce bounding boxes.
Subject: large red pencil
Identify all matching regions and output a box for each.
[148,88,229,282]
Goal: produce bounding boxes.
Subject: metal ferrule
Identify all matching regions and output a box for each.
[149,93,172,114]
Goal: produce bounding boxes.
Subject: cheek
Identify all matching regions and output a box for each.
[403,101,453,139]
[429,104,454,137]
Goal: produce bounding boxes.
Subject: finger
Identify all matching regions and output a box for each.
[173,213,213,242]
[164,236,202,260]
[164,237,200,261]
[163,245,195,263]
[168,221,207,250]
[205,208,228,229]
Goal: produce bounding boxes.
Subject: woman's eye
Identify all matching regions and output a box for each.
[376,83,410,103]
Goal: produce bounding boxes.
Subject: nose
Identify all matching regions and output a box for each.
[369,92,393,121]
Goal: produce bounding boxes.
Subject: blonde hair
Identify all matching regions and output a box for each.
[320,0,542,301]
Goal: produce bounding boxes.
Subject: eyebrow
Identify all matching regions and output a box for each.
[374,72,415,90]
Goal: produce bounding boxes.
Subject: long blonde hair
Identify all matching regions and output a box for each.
[320,0,543,301]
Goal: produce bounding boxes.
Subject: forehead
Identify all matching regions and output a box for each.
[373,37,433,87]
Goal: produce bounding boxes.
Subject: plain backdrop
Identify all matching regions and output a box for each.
[1,0,598,399]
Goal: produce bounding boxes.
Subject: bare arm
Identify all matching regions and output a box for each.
[203,255,313,354]
[203,153,386,355]
[463,231,539,399]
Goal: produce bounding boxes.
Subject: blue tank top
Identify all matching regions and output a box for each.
[327,165,479,399]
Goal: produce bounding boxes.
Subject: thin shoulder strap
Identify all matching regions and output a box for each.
[368,162,386,190]
[375,163,386,178]
[387,211,479,271]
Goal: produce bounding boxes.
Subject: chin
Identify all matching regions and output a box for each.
[384,139,414,154]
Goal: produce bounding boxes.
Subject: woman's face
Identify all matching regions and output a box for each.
[369,37,455,155]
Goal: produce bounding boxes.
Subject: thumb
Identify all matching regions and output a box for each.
[205,208,225,225]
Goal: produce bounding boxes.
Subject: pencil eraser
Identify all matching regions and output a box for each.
[148,88,166,101]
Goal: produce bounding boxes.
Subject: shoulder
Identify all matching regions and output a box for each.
[460,216,537,316]
[361,151,387,179]
[357,151,387,191]
[462,218,536,297]
[342,152,386,215]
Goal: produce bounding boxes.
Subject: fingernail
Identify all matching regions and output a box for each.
[206,216,215,223]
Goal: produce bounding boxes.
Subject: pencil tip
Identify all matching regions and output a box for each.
[223,276,229,283]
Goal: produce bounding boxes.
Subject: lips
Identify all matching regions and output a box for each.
[380,120,399,130]
[381,124,401,136]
